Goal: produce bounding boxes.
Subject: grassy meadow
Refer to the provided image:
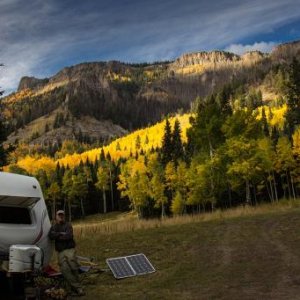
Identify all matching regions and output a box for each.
[68,201,300,299]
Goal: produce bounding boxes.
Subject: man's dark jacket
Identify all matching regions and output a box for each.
[48,222,76,252]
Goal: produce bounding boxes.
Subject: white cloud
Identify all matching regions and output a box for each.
[0,39,66,94]
[224,41,277,55]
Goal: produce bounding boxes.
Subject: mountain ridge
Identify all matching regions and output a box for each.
[3,39,300,146]
[16,39,300,92]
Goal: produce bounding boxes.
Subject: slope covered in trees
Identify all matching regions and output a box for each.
[4,56,300,221]
[9,114,190,173]
[2,42,300,221]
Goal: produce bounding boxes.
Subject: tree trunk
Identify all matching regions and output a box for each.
[253,184,257,205]
[103,189,107,213]
[227,183,232,208]
[286,170,292,199]
[268,172,274,202]
[68,199,72,222]
[208,138,216,208]
[290,171,296,200]
[137,206,142,219]
[245,179,251,205]
[161,203,165,218]
[183,202,187,215]
[109,165,114,211]
[281,175,286,199]
[272,172,278,202]
[265,178,272,202]
[52,198,56,221]
[80,198,85,218]
[208,139,214,160]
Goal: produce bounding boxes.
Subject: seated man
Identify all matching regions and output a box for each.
[49,210,84,296]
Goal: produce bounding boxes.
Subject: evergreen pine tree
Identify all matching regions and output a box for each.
[261,107,269,136]
[145,135,149,144]
[216,85,233,116]
[271,126,279,147]
[285,58,300,138]
[55,162,63,186]
[161,118,173,165]
[186,95,224,158]
[100,148,105,161]
[106,151,111,161]
[172,119,184,162]
[79,159,84,171]
[135,135,141,150]
[268,107,274,122]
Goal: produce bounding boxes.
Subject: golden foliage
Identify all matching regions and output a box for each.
[17,155,56,175]
[3,89,34,104]
[57,114,191,168]
[34,80,68,96]
[256,104,287,129]
[108,71,131,82]
[12,114,191,173]
[10,103,287,174]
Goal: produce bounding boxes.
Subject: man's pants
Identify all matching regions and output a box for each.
[58,248,81,292]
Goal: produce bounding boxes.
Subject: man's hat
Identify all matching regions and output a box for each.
[56,210,65,215]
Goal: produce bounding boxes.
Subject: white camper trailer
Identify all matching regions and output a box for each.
[0,172,52,273]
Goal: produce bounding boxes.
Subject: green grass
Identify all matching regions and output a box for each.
[71,201,300,299]
[73,211,133,225]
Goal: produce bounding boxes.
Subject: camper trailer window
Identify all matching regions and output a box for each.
[0,206,31,224]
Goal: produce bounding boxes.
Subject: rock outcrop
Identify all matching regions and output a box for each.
[18,76,49,91]
[271,40,300,63]
[173,50,240,68]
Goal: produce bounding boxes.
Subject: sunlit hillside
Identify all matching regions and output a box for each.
[11,103,287,175]
[14,114,191,174]
[57,114,191,168]
[3,89,34,105]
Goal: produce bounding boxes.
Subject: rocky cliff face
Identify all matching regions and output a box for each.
[241,51,266,63]
[171,49,267,72]
[271,40,300,63]
[18,76,49,91]
[173,50,240,68]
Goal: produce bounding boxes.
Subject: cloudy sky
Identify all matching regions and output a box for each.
[1,0,300,93]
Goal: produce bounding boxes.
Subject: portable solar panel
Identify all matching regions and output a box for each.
[126,254,155,275]
[106,253,155,279]
[106,257,136,279]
